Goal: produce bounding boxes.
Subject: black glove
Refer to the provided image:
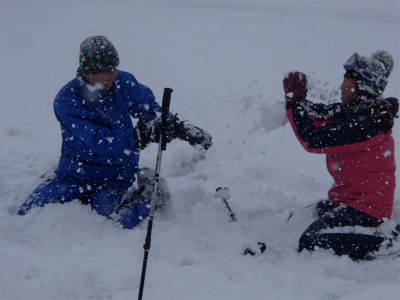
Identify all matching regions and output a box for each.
[134,116,172,150]
[283,72,307,103]
[172,118,213,150]
[134,115,212,150]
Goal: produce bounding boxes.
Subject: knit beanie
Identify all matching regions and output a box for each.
[78,36,119,76]
[343,51,394,96]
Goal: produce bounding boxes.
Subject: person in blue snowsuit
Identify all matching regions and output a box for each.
[18,36,212,229]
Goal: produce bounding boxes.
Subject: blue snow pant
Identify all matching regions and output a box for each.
[17,174,150,229]
[299,202,384,261]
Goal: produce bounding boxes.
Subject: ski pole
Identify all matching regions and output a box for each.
[138,87,173,300]
[215,187,266,256]
[215,187,237,222]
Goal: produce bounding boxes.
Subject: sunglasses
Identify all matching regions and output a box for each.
[344,70,360,83]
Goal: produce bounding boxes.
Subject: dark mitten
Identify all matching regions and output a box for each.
[134,115,212,150]
[172,120,213,150]
[283,71,308,103]
[134,117,174,150]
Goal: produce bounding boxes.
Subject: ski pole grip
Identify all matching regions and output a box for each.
[161,87,173,150]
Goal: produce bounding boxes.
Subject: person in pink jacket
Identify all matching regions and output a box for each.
[285,51,399,260]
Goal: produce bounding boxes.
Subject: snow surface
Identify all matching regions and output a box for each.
[1,0,400,299]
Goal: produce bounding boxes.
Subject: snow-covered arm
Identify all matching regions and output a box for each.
[296,100,342,121]
[286,101,386,154]
[116,71,168,123]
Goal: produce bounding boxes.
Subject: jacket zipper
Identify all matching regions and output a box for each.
[333,154,343,184]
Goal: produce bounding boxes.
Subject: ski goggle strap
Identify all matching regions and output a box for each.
[343,53,359,71]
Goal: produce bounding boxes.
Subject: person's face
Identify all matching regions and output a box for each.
[341,77,358,106]
[85,71,118,91]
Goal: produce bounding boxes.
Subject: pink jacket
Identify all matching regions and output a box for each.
[287,99,397,220]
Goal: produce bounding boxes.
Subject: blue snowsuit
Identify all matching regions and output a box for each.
[18,71,162,228]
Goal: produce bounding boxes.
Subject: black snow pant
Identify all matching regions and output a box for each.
[299,202,384,261]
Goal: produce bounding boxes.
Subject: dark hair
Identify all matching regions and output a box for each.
[367,98,398,132]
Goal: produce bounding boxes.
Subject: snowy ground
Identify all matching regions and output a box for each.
[1,1,399,299]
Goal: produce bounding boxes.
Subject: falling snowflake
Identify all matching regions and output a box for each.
[383,150,392,158]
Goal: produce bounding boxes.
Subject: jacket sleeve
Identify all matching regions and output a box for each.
[300,101,342,121]
[286,101,384,154]
[54,88,139,165]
